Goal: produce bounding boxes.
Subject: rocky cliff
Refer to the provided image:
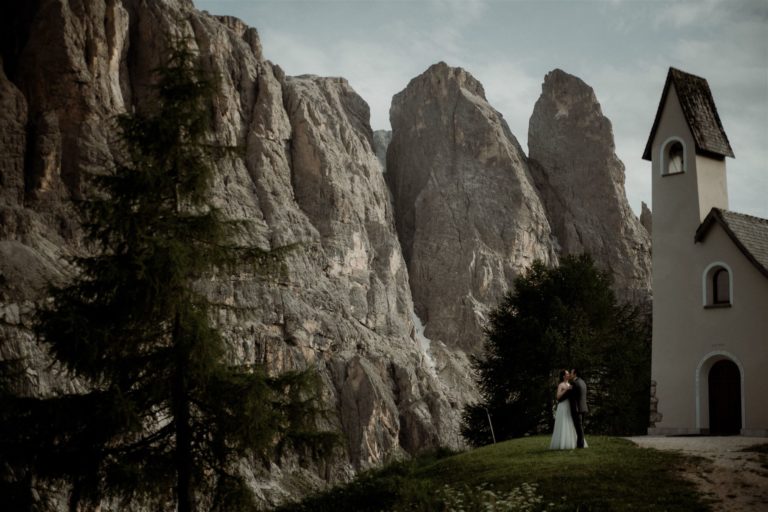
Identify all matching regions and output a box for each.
[641,201,653,235]
[385,64,650,358]
[528,69,651,301]
[0,1,461,507]
[0,1,651,508]
[386,63,557,353]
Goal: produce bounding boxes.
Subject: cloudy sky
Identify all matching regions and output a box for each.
[196,0,767,218]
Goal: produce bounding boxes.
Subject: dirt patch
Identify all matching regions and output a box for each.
[628,436,768,511]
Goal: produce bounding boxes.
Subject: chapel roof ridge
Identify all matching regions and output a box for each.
[696,207,768,278]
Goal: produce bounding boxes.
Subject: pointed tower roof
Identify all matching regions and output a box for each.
[642,67,734,161]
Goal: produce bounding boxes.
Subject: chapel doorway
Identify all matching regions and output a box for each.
[708,359,741,435]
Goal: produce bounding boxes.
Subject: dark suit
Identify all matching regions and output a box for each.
[569,377,588,448]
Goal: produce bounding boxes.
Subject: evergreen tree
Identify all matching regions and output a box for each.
[461,254,650,446]
[25,42,333,511]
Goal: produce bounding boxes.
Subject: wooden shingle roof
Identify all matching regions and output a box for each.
[695,208,768,278]
[643,68,734,161]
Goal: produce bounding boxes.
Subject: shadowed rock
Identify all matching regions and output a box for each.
[0,1,463,507]
[528,69,651,302]
[386,62,556,353]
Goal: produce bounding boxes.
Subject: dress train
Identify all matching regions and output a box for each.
[550,399,578,450]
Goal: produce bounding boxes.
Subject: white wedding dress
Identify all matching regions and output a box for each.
[549,399,579,450]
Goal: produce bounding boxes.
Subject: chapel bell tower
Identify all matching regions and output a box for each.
[642,67,734,236]
[643,67,737,434]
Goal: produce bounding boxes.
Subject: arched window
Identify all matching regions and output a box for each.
[661,138,686,175]
[712,268,730,304]
[703,263,732,307]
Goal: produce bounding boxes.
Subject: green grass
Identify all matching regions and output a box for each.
[277,436,710,511]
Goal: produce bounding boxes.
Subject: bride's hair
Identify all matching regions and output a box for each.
[558,369,568,382]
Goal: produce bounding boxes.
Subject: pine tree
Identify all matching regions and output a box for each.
[461,254,650,446]
[28,42,333,511]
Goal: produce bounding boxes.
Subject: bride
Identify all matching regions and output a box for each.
[549,369,578,450]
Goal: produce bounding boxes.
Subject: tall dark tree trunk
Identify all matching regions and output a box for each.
[173,312,194,512]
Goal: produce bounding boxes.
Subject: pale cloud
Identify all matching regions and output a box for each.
[469,61,542,148]
[428,0,488,22]
[651,0,721,29]
[651,0,768,33]
[329,39,423,128]
[262,30,333,75]
[400,24,465,60]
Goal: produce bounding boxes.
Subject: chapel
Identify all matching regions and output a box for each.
[644,67,768,436]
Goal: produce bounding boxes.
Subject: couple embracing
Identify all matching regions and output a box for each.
[549,369,588,450]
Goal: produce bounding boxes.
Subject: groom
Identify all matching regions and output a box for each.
[569,369,588,448]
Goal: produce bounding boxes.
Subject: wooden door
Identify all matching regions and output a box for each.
[708,360,741,435]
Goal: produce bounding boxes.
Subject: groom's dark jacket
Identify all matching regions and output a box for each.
[570,377,588,414]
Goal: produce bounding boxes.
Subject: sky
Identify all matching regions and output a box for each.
[195,0,768,218]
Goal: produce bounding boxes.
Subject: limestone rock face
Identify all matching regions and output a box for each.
[386,62,556,353]
[372,129,392,170]
[641,201,653,235]
[528,69,651,301]
[0,1,461,507]
[0,60,28,209]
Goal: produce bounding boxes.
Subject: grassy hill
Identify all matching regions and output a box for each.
[279,436,709,511]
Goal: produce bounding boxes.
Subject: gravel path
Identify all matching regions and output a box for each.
[627,436,768,511]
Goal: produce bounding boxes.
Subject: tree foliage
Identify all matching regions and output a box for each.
[461,254,650,447]
[2,41,333,511]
